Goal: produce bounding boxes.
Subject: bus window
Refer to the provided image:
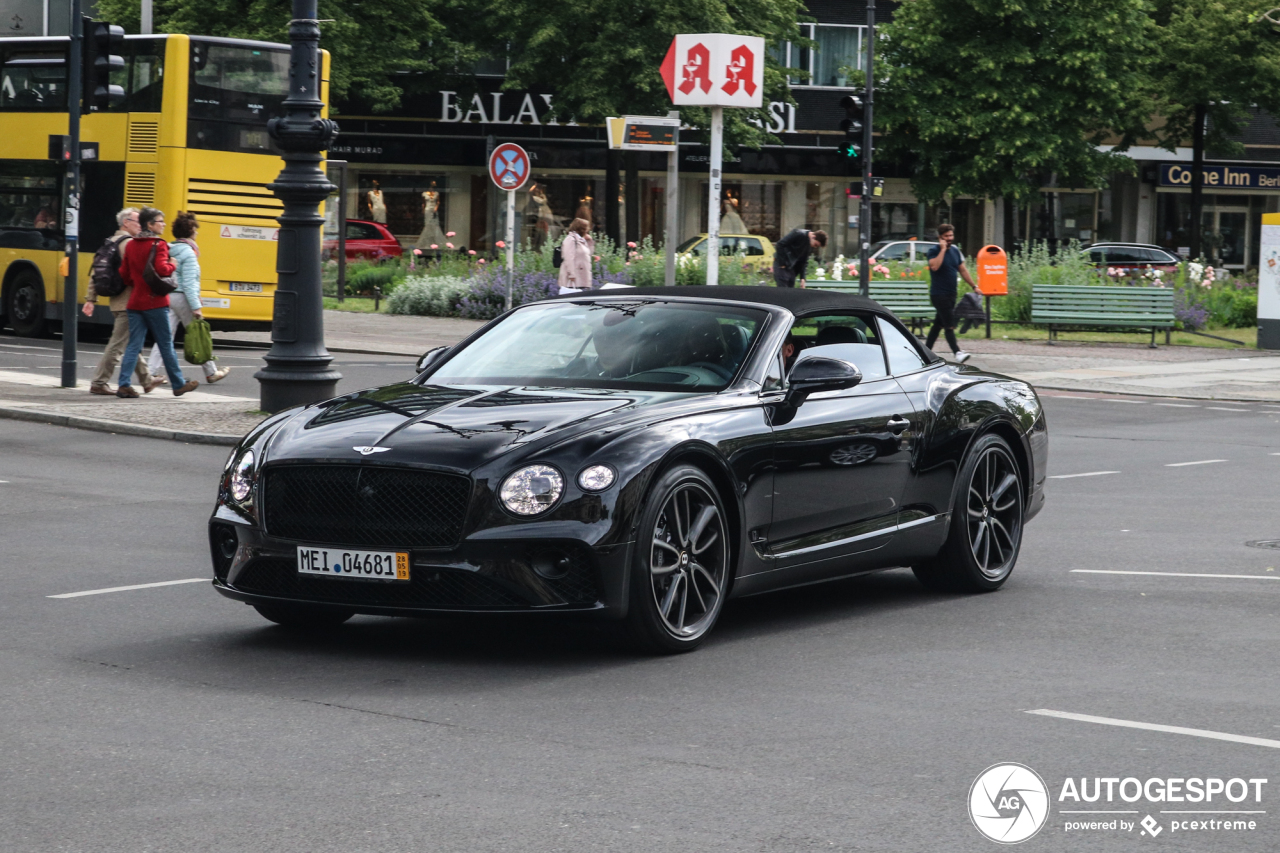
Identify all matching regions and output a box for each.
[0,46,67,112]
[188,41,290,153]
[103,38,166,113]
[0,162,62,244]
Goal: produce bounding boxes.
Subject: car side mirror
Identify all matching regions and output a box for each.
[785,356,862,407]
[416,346,449,373]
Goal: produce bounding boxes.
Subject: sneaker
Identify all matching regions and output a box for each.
[173,379,199,397]
[206,367,231,383]
[143,377,166,394]
[89,384,113,396]
[955,351,972,364]
[116,385,140,399]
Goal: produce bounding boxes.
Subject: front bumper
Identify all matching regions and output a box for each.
[209,508,632,618]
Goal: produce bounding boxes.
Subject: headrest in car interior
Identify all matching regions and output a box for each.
[815,325,865,346]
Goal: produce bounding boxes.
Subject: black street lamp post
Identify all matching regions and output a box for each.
[255,0,342,413]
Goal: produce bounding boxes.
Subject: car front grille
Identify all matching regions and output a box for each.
[261,465,470,549]
[231,547,599,610]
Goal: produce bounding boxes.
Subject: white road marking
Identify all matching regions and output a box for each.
[1070,569,1279,580]
[1049,471,1120,479]
[1154,403,1199,408]
[1165,459,1227,467]
[1104,399,1146,404]
[48,578,207,598]
[1026,709,1280,750]
[1205,406,1250,412]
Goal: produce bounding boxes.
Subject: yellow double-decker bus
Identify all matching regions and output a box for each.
[0,33,328,336]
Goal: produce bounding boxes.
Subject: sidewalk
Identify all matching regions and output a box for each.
[2,310,1276,445]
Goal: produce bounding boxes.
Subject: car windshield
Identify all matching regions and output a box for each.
[428,300,768,391]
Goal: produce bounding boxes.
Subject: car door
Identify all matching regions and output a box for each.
[767,312,914,568]
[345,221,383,259]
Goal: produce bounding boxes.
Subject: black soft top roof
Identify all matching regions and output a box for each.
[567,285,885,315]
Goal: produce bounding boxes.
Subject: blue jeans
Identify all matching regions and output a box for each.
[119,308,186,388]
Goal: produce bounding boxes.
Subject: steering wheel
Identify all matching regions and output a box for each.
[688,361,733,382]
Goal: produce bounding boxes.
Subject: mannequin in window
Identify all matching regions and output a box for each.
[525,182,555,250]
[576,193,593,223]
[415,180,446,251]
[366,180,387,225]
[720,191,747,234]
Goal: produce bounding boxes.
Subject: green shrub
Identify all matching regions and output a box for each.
[386,275,470,316]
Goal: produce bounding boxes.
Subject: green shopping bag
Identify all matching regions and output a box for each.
[184,318,215,365]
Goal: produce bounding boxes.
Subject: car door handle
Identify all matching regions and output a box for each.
[886,416,911,434]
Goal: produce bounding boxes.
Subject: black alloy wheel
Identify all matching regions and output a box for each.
[913,433,1024,593]
[8,270,47,337]
[253,602,354,630]
[625,465,730,653]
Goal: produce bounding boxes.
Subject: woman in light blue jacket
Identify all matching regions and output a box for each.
[146,212,229,383]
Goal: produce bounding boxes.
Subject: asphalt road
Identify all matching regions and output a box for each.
[2,393,1279,852]
[0,330,422,397]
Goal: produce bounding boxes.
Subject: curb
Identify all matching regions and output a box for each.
[1031,383,1280,405]
[0,405,242,446]
[214,338,418,358]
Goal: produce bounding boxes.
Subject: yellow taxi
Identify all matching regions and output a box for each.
[675,233,776,271]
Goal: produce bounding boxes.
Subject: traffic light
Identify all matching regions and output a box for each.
[837,93,864,160]
[83,19,125,113]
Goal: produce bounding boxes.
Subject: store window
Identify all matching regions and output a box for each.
[356,173,449,244]
[805,182,846,259]
[1155,192,1269,268]
[699,182,784,242]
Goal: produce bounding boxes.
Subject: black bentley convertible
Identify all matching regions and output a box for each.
[210,287,1047,652]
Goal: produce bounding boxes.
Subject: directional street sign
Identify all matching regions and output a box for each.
[488,142,530,191]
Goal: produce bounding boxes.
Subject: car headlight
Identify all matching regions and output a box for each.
[230,450,256,503]
[500,465,564,516]
[577,464,616,492]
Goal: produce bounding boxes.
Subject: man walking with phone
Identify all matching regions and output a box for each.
[925,224,975,363]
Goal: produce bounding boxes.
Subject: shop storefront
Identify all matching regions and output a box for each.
[1151,164,1280,269]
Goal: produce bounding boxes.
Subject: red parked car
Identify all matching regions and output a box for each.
[323,219,403,261]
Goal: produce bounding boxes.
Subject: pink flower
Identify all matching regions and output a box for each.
[468,249,477,256]
[429,244,438,250]
[627,241,637,248]
[593,255,600,262]
[446,242,454,249]
[625,262,631,266]
[495,240,506,249]
[413,248,423,256]
[478,258,486,264]
[446,231,456,237]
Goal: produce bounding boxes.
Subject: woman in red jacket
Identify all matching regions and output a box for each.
[115,207,198,397]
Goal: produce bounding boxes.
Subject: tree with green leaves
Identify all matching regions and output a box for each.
[462,0,808,150]
[877,0,1153,205]
[93,0,481,111]
[1148,0,1280,258]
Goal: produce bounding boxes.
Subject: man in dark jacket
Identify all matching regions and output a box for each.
[772,228,827,288]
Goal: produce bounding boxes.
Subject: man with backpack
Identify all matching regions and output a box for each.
[82,208,163,395]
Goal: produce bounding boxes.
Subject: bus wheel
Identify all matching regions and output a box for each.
[8,270,47,338]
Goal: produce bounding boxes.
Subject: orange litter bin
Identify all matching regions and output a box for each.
[975,245,1008,296]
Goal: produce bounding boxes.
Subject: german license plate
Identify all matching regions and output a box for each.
[297,546,410,581]
[229,282,264,292]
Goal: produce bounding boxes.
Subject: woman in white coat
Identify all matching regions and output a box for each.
[557,217,595,294]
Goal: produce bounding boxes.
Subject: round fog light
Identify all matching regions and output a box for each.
[578,464,615,492]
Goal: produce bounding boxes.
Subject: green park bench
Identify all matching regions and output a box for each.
[1031,284,1175,348]
[817,281,935,334]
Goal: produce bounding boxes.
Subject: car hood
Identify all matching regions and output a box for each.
[263,382,693,472]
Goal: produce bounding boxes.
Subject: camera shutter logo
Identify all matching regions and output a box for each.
[969,763,1050,844]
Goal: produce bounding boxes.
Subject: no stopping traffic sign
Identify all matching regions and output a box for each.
[489,143,530,191]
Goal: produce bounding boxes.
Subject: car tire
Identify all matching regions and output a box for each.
[913,433,1024,593]
[8,269,47,337]
[623,464,731,654]
[253,602,354,630]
